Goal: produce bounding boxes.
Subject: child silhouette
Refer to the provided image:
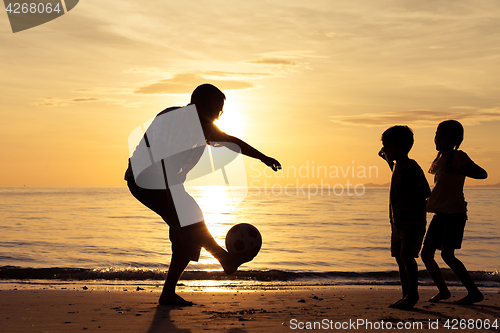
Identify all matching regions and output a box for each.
[379,126,431,309]
[421,120,487,305]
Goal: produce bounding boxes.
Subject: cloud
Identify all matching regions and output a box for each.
[257,50,328,59]
[41,70,260,107]
[324,32,355,38]
[246,58,299,66]
[123,68,170,75]
[134,73,255,95]
[200,71,272,78]
[244,50,325,73]
[124,68,271,79]
[330,108,500,128]
[33,97,104,107]
[72,87,134,95]
[33,97,142,108]
[244,50,328,73]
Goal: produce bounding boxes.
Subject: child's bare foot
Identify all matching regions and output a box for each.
[221,248,259,275]
[428,290,451,302]
[454,292,483,305]
[158,293,194,306]
[394,294,419,310]
[388,298,404,308]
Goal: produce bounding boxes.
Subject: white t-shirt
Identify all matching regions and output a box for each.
[426,150,472,214]
[126,105,207,189]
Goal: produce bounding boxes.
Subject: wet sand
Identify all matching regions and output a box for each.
[1,287,499,332]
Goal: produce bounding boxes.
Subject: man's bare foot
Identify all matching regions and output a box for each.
[454,292,484,305]
[158,293,194,306]
[428,291,451,303]
[221,248,259,275]
[394,294,419,310]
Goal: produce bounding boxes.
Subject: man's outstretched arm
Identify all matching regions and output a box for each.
[207,124,281,171]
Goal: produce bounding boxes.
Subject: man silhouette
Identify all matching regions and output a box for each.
[125,84,281,305]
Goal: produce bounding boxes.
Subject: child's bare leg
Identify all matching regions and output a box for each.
[159,257,192,306]
[389,256,408,308]
[395,254,419,309]
[421,245,451,302]
[441,247,483,304]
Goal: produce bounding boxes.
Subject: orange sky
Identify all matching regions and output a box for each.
[1,0,500,187]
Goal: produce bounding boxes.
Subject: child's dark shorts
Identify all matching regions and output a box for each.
[423,212,467,250]
[127,177,204,262]
[391,222,426,258]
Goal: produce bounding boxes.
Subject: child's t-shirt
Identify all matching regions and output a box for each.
[390,158,430,224]
[426,150,472,214]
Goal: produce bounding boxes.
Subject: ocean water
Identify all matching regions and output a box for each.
[0,186,498,289]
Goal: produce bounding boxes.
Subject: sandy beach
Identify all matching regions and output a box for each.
[1,287,499,332]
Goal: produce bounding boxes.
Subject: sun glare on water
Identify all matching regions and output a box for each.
[191,186,241,266]
[196,186,235,218]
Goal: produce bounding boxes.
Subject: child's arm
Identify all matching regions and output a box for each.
[416,180,431,199]
[378,149,394,171]
[445,162,487,179]
[394,182,430,209]
[207,123,282,171]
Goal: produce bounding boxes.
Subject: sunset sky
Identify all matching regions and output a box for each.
[2,0,500,187]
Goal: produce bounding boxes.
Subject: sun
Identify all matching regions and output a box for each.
[214,98,246,136]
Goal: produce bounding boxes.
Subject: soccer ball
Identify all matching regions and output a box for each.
[225,223,262,254]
